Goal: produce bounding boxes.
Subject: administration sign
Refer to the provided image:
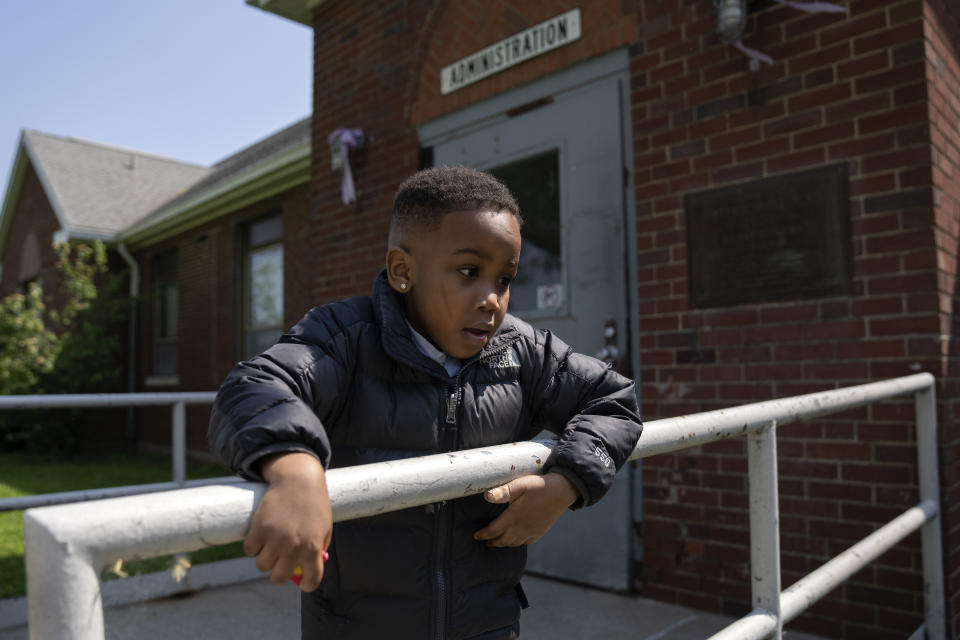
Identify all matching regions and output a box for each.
[440,9,582,95]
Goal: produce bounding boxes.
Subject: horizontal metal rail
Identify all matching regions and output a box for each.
[0,392,217,512]
[632,372,934,457]
[0,392,216,408]
[705,373,944,640]
[707,501,939,639]
[21,374,945,639]
[0,476,242,512]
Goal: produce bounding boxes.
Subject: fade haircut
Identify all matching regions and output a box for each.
[389,166,522,244]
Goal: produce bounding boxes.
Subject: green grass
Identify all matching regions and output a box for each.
[0,452,245,600]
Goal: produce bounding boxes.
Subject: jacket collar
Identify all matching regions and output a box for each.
[372,270,520,379]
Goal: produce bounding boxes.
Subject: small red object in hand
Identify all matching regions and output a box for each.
[290,551,329,587]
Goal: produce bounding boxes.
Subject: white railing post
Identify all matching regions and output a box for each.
[747,420,782,639]
[24,515,106,640]
[170,401,189,575]
[25,484,266,640]
[914,384,946,640]
[172,401,186,487]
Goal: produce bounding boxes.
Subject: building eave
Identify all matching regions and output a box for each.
[0,132,87,264]
[245,0,324,26]
[0,136,31,265]
[21,134,72,235]
[119,141,310,250]
[52,227,118,245]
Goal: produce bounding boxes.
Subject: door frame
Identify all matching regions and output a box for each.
[418,47,644,585]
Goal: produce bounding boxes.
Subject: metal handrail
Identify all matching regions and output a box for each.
[21,374,946,639]
[0,392,218,512]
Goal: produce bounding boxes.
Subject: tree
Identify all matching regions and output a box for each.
[0,283,59,396]
[0,241,126,453]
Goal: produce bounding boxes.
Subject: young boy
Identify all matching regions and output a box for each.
[208,166,643,639]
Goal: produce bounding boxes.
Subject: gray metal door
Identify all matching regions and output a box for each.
[428,67,634,590]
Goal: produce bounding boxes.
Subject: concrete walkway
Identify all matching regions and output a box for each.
[0,574,829,640]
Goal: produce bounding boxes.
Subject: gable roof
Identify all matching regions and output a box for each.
[25,131,210,240]
[119,116,311,248]
[144,116,310,218]
[0,116,311,258]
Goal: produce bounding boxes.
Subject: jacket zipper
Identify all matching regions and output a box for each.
[445,390,457,424]
[433,501,450,640]
[432,348,511,639]
[435,373,461,640]
[444,370,463,446]
[442,343,512,423]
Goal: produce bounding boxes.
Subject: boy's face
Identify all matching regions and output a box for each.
[394,209,521,360]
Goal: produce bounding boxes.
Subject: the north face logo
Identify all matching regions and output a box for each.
[483,349,518,369]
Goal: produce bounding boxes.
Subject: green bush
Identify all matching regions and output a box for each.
[0,241,126,455]
[0,283,58,396]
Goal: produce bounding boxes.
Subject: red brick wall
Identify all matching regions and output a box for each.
[633,0,955,637]
[303,0,956,636]
[924,0,960,634]
[308,1,433,304]
[135,183,311,455]
[0,163,62,298]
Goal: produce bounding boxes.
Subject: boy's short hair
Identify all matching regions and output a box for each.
[390,166,522,242]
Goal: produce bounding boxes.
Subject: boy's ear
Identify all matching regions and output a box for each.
[385,245,414,293]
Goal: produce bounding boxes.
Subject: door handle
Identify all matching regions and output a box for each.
[595,319,628,375]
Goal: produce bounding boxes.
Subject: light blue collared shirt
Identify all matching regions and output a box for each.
[407,323,461,378]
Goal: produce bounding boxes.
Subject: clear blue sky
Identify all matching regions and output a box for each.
[0,0,312,195]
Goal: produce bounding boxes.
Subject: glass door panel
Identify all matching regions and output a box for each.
[487,150,564,316]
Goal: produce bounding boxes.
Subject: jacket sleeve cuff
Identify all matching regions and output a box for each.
[544,465,589,510]
[239,444,322,482]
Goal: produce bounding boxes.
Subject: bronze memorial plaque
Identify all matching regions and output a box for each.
[685,164,852,309]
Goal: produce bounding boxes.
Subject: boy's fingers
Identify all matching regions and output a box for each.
[486,476,538,503]
[474,504,525,541]
[474,515,507,541]
[297,556,325,592]
[269,555,297,585]
[243,523,266,557]
[254,542,281,574]
[483,530,526,548]
[484,483,512,503]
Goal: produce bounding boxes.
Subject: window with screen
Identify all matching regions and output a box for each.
[242,214,284,359]
[152,250,178,376]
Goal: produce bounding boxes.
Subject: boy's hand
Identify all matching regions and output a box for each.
[473,472,579,547]
[244,452,332,592]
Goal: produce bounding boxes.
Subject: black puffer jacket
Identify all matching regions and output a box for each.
[208,272,642,640]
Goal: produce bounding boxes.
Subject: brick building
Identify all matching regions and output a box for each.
[0,119,311,450]
[249,0,958,636]
[0,130,209,300]
[0,0,957,636]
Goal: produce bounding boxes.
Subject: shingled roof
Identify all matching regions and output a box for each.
[0,117,311,257]
[144,116,310,217]
[119,116,311,247]
[20,130,211,239]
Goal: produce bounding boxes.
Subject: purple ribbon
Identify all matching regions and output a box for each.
[730,0,846,66]
[733,40,775,65]
[328,128,364,205]
[773,0,847,13]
